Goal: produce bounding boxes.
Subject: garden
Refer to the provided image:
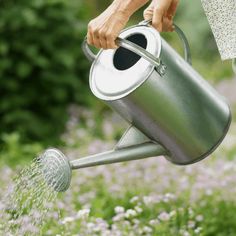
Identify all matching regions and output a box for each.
[0,0,236,235]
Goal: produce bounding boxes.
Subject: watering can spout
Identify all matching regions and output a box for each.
[70,142,167,170]
[71,126,167,169]
[71,125,167,169]
[39,126,168,192]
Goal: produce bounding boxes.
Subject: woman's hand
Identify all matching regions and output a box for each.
[143,0,179,32]
[87,0,148,49]
[87,0,179,49]
[87,9,129,49]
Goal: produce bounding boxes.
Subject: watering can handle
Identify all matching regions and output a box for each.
[82,36,167,76]
[174,24,192,64]
[82,21,192,76]
[139,19,192,64]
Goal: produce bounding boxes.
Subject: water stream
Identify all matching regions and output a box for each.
[0,158,59,236]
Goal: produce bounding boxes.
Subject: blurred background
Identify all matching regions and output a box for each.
[0,0,234,164]
[1,0,236,235]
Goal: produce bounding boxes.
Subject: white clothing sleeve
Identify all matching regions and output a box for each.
[201,0,236,60]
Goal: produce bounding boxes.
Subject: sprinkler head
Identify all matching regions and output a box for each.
[39,148,72,192]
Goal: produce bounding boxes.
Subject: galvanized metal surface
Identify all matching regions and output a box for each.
[85,22,231,165]
[115,125,151,149]
[39,148,72,192]
[88,25,161,100]
[70,142,167,169]
[108,38,231,164]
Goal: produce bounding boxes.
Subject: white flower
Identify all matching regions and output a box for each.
[194,227,202,234]
[180,230,190,236]
[76,208,90,219]
[158,212,170,221]
[143,196,153,205]
[134,206,143,213]
[163,193,175,203]
[188,208,194,217]
[130,196,139,204]
[149,219,160,225]
[206,189,213,196]
[170,210,176,217]
[61,216,75,224]
[125,209,137,218]
[123,220,131,226]
[165,193,175,199]
[114,206,125,214]
[143,226,153,233]
[93,226,101,233]
[8,220,15,225]
[87,222,95,229]
[183,231,190,236]
[196,215,204,222]
[112,213,125,222]
[132,219,140,225]
[188,220,195,229]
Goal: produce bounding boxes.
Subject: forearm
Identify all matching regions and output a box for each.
[109,0,149,18]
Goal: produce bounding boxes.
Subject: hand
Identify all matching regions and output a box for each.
[87,0,149,49]
[143,0,179,32]
[87,8,129,49]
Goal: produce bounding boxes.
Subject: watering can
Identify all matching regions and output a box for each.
[39,20,231,192]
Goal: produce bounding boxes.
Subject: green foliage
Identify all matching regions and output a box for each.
[0,0,96,144]
[0,132,43,166]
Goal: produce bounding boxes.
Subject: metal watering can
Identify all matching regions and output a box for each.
[39,20,231,192]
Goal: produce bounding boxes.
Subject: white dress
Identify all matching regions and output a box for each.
[201,0,236,60]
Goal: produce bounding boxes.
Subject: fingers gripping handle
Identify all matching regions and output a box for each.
[82,36,167,76]
[82,21,192,76]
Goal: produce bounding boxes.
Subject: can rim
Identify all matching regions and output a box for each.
[89,25,162,101]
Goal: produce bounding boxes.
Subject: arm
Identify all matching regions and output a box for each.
[87,0,149,49]
[87,0,179,49]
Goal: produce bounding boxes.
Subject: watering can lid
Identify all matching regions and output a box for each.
[89,25,161,101]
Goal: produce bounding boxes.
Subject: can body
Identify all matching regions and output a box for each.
[88,25,231,165]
